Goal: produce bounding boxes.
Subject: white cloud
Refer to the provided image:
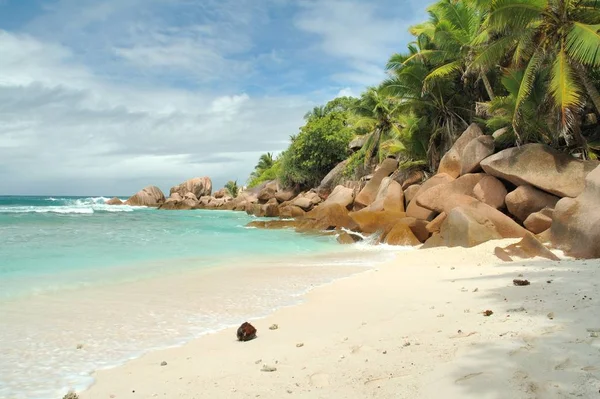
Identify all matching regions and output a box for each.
[295,0,434,86]
[0,31,310,195]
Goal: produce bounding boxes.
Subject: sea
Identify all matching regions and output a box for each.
[0,195,405,399]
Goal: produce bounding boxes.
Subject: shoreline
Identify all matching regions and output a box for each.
[81,239,600,399]
[1,245,397,399]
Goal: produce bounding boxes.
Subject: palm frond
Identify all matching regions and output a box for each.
[549,47,584,132]
[488,0,546,32]
[566,22,600,67]
[512,50,542,140]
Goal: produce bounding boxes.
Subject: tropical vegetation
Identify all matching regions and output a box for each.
[245,0,600,191]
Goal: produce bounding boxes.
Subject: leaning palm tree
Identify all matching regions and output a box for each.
[481,0,600,144]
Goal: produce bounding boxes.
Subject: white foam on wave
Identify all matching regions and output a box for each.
[0,198,143,214]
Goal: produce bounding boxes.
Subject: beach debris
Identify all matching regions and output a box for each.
[237,322,257,342]
[76,343,83,350]
[383,350,387,354]
[547,312,555,320]
[287,390,293,394]
[451,267,455,270]
[261,364,277,372]
[255,359,262,364]
[507,306,526,313]
[296,343,304,348]
[269,324,279,330]
[160,361,167,366]
[403,342,411,347]
[473,288,479,292]
[547,280,552,283]
[62,391,79,399]
[483,310,494,317]
[513,279,530,286]
[437,314,445,318]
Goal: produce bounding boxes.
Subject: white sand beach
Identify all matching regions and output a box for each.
[81,240,600,399]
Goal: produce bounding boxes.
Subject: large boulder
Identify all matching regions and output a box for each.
[461,135,495,175]
[416,173,486,213]
[480,143,599,198]
[551,165,600,258]
[354,158,399,209]
[159,197,196,210]
[505,185,560,222]
[349,135,368,152]
[170,177,212,198]
[279,205,306,219]
[429,196,528,248]
[437,206,503,248]
[304,203,358,231]
[406,174,454,220]
[317,159,349,198]
[438,123,484,178]
[426,212,447,234]
[473,175,507,209]
[126,186,166,207]
[323,185,355,208]
[384,220,421,246]
[213,188,228,199]
[105,197,123,205]
[404,184,421,205]
[257,181,279,203]
[397,169,426,190]
[497,233,560,261]
[348,209,407,234]
[373,178,405,213]
[275,188,298,203]
[523,207,554,234]
[293,196,313,211]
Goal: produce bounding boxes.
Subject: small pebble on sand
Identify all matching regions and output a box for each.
[160,361,167,366]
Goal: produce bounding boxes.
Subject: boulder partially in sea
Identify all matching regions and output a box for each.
[125,186,166,207]
[105,197,124,205]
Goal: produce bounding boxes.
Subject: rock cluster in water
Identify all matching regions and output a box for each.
[114,123,600,259]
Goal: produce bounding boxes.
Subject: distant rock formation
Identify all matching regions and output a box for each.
[125,186,165,207]
[170,177,212,198]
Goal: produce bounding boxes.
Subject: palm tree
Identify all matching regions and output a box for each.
[410,0,496,100]
[255,153,274,172]
[383,36,472,170]
[303,105,326,121]
[481,0,600,144]
[224,180,239,197]
[352,86,403,166]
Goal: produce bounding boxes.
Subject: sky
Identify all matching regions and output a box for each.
[0,0,433,195]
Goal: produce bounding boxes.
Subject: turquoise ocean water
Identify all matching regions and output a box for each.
[0,196,399,398]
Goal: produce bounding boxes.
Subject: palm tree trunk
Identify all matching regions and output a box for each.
[576,63,600,115]
[481,73,495,100]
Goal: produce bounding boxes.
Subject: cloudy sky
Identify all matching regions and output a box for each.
[0,0,432,195]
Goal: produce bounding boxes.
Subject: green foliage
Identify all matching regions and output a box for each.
[279,112,353,188]
[247,159,281,188]
[224,180,239,197]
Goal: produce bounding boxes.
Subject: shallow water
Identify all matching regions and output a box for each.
[0,196,409,398]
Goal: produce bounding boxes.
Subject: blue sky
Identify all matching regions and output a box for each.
[0,0,432,195]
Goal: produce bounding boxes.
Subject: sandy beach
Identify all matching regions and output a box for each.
[80,240,600,399]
